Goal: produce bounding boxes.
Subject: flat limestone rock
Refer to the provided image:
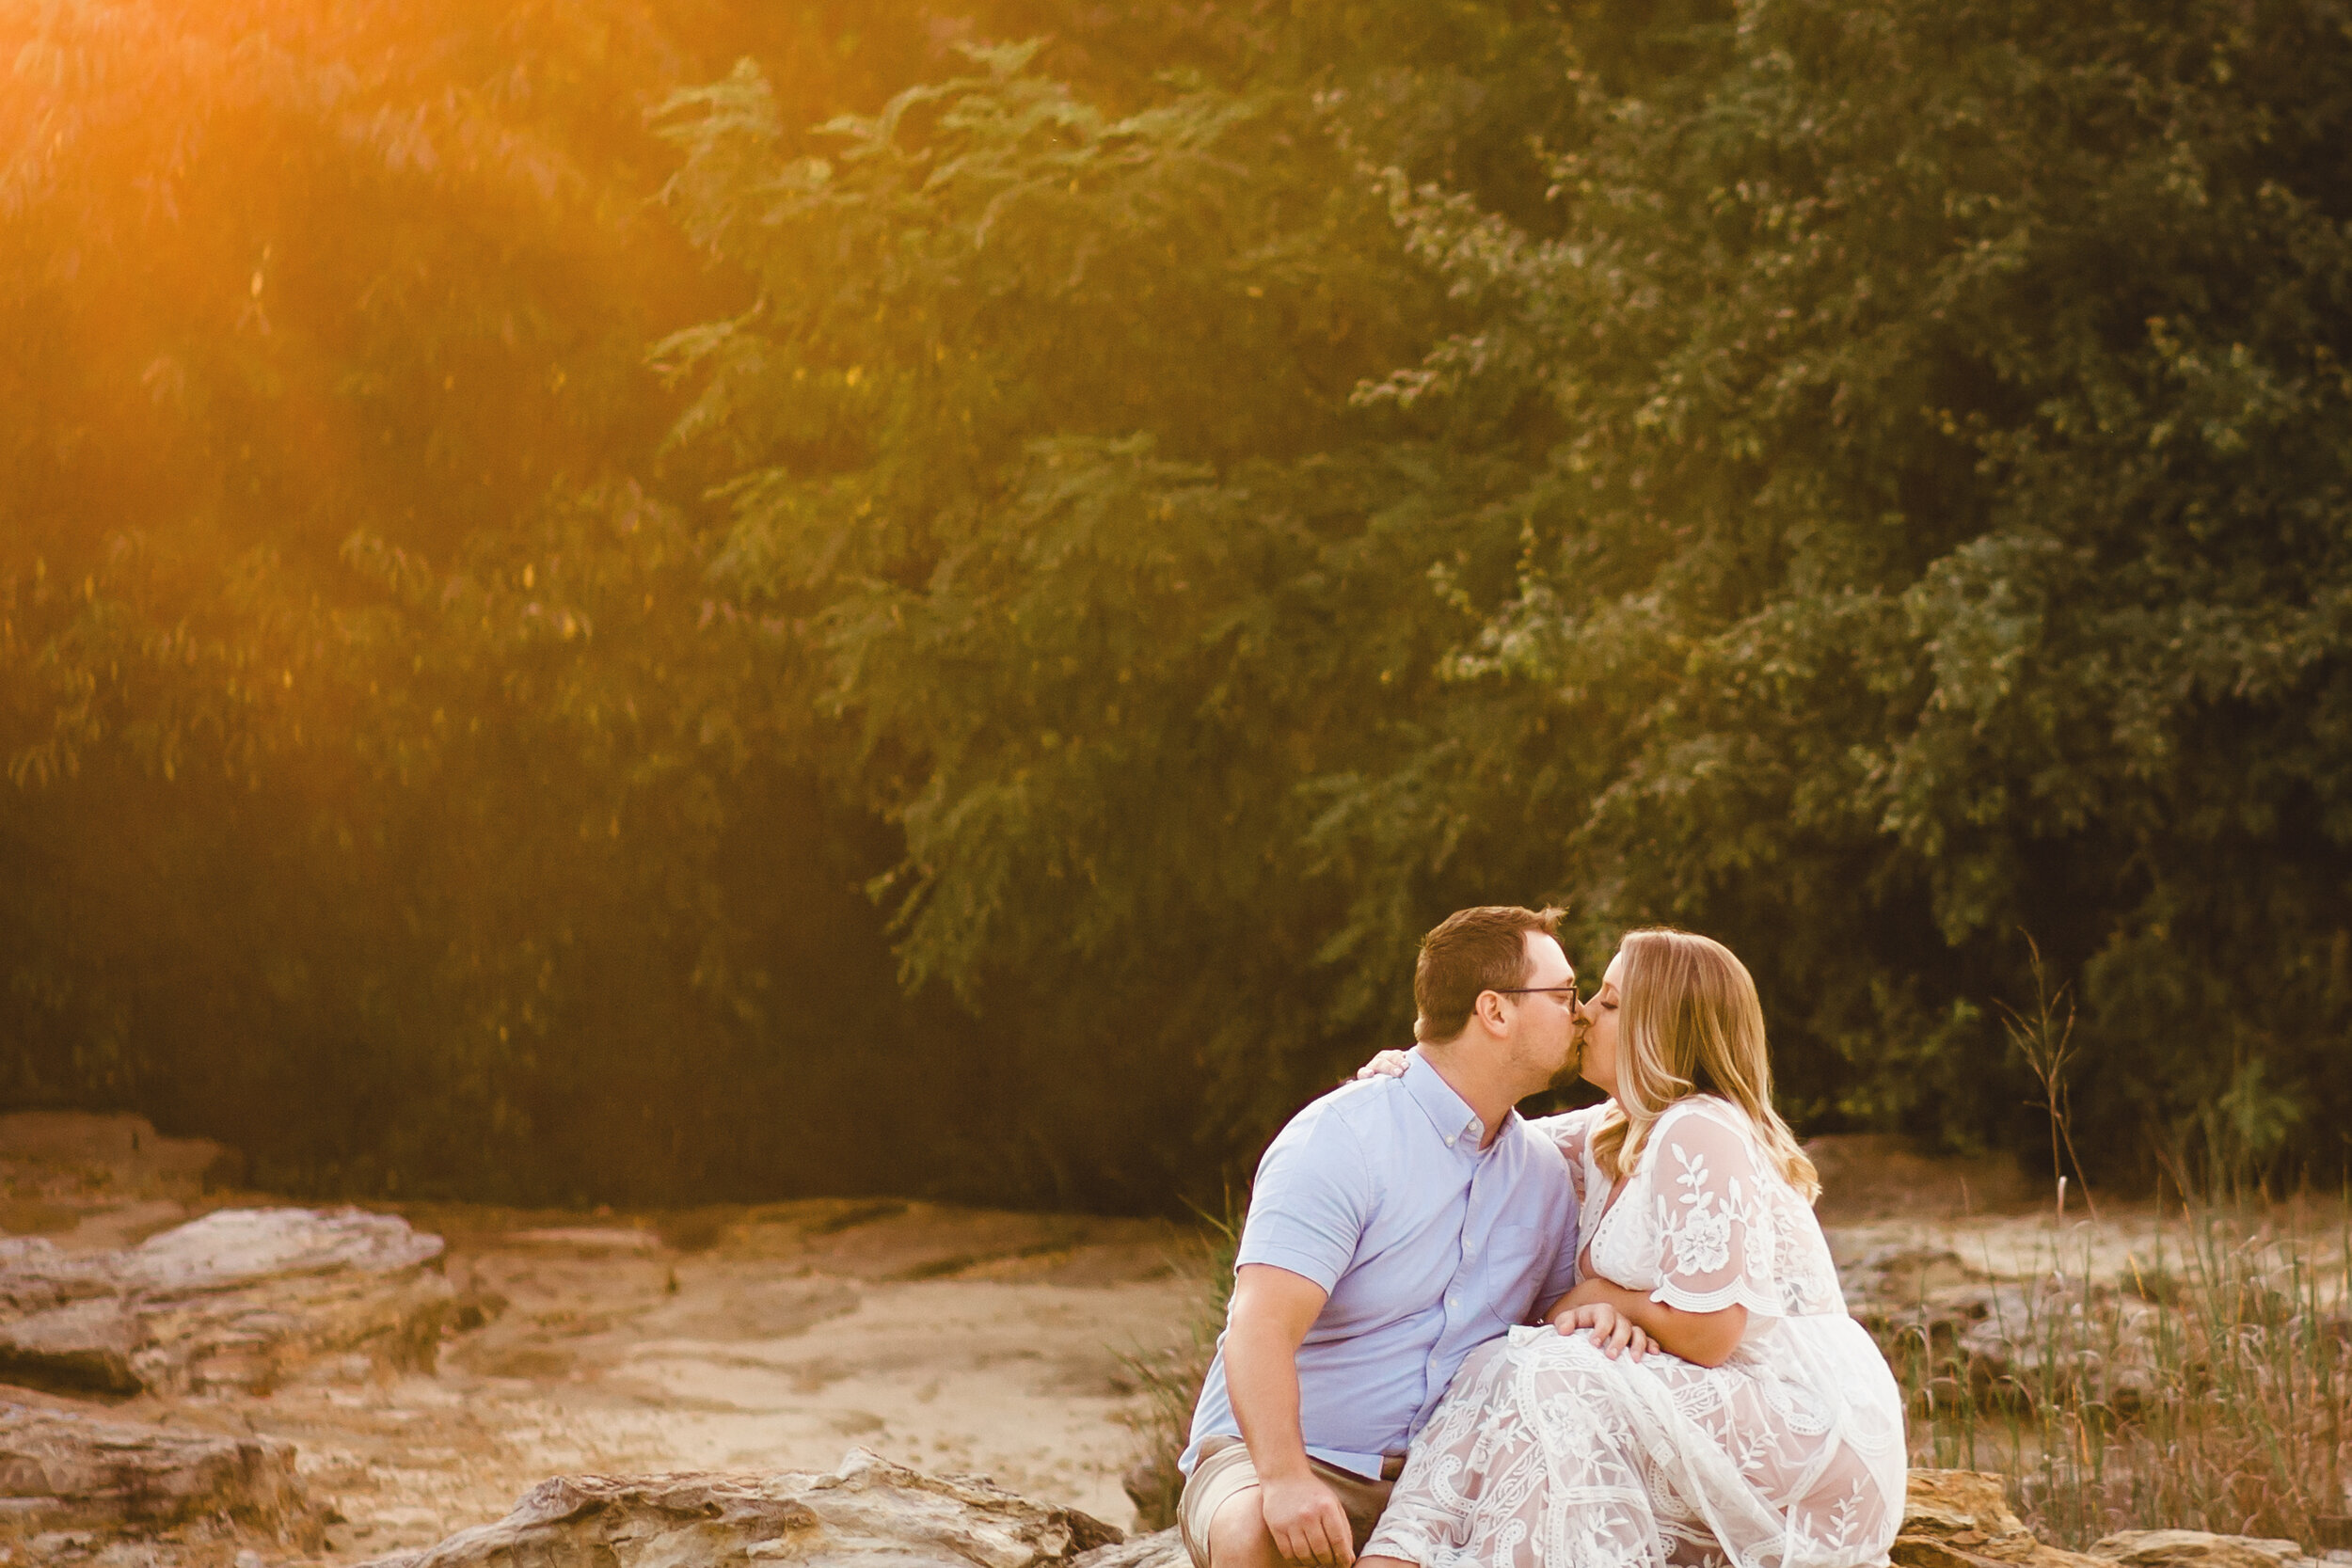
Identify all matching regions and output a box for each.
[360,1449,1124,1568]
[0,1400,319,1543]
[2094,1531,2320,1568]
[1894,1469,2108,1568]
[0,1208,452,1398]
[121,1206,443,1292]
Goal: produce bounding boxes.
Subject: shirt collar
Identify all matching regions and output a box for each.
[1403,1051,1508,1151]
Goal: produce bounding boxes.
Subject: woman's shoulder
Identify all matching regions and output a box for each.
[1652,1093,1753,1136]
[1640,1095,1767,1168]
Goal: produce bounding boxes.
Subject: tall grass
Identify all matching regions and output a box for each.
[1119,1209,1239,1530]
[1884,1201,2352,1547]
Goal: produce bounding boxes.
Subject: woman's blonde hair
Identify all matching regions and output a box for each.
[1588,927,1820,1201]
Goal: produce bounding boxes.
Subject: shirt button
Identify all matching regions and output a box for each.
[1443,1135,1455,1147]
[1447,1295,1458,1308]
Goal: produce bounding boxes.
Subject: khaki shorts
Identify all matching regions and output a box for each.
[1177,1435,1402,1568]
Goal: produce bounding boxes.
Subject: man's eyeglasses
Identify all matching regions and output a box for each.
[1493,984,1582,1007]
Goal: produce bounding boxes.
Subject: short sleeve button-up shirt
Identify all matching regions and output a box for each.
[1183,1052,1579,1479]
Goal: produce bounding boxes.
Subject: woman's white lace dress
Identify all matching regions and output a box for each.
[1361,1097,1906,1568]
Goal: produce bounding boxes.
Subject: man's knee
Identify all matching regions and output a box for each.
[1205,1486,1277,1568]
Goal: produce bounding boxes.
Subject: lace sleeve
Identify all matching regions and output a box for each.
[1641,1101,1782,1316]
[1526,1106,1602,1204]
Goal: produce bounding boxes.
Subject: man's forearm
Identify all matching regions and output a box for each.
[1223,1320,1315,1480]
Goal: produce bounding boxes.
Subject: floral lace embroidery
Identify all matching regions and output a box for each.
[1665,1142,1736,1276]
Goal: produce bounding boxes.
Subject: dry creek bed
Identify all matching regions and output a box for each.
[2,1113,2344,1567]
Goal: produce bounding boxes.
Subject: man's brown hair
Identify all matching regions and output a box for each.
[1413,905,1565,1043]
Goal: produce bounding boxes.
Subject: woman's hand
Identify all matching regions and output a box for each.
[1548,1275,1747,1368]
[1548,1299,1652,1361]
[1350,1048,1412,1082]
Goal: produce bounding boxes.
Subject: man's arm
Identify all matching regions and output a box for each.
[1224,1263,1356,1567]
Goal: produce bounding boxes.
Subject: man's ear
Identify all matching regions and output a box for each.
[1472,989,1511,1036]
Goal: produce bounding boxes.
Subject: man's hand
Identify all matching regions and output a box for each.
[1548,1298,1653,1361]
[1258,1470,1356,1567]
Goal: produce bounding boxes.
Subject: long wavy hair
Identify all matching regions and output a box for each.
[1588,927,1820,1201]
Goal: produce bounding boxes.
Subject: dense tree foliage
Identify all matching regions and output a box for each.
[1325,0,2352,1185]
[7,0,2348,1207]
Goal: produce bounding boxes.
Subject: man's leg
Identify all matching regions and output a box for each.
[1203,1468,1415,1568]
[1183,1440,1408,1568]
[1183,1441,1289,1568]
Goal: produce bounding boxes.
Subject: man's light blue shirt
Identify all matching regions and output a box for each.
[1183,1052,1579,1480]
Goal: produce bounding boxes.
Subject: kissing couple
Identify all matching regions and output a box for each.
[1177,907,1908,1568]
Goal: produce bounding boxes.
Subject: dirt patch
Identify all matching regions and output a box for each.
[0,1113,244,1201]
[1807,1133,2043,1221]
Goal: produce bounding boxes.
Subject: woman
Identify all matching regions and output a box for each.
[1353,928,1906,1568]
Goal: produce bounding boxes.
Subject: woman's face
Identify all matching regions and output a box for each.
[1580,950,1625,1098]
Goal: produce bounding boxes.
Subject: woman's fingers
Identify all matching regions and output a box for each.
[1350,1048,1412,1082]
[1576,1303,1648,1360]
[1561,1300,1656,1362]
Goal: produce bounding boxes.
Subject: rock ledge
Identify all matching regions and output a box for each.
[0,1207,451,1398]
[0,1401,320,1543]
[360,1449,1123,1568]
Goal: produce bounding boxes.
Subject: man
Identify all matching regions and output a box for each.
[1179,905,1584,1568]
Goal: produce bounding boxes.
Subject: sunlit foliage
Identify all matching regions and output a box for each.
[0,0,982,1200]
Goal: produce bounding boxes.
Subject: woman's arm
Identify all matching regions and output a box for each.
[1546,1275,1748,1368]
